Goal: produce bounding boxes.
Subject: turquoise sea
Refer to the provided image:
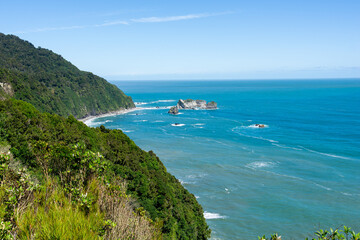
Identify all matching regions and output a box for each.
[86,80,360,239]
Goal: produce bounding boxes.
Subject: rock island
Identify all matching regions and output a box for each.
[168,99,217,115]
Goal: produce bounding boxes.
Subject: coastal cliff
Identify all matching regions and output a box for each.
[0,34,210,239]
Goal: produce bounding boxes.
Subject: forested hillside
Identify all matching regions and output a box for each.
[0,33,210,239]
[0,99,210,239]
[0,33,134,118]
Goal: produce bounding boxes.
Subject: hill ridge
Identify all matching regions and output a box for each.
[0,33,135,118]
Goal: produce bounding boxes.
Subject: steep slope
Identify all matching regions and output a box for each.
[0,33,134,118]
[0,33,210,239]
[0,99,211,239]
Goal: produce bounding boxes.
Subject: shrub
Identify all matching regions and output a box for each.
[259,226,360,240]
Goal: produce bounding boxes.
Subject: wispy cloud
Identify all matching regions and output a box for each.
[95,20,129,27]
[132,13,209,23]
[131,12,231,23]
[9,12,231,34]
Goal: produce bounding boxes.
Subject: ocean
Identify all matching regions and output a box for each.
[85,80,360,239]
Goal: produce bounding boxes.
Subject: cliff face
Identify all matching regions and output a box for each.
[0,81,13,100]
[0,33,135,118]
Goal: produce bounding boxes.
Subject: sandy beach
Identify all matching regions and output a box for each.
[79,107,137,126]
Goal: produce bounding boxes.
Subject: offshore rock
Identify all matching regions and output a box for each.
[206,101,217,109]
[176,99,216,110]
[168,106,179,115]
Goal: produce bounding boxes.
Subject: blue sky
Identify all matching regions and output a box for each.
[1,0,359,80]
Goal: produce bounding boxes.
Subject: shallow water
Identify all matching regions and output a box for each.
[87,80,360,239]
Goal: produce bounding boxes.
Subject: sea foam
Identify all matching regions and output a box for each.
[134,102,148,106]
[204,212,226,220]
[87,119,113,127]
[300,147,352,160]
[246,161,276,169]
[248,124,269,128]
[151,99,176,103]
[272,143,302,151]
[232,128,279,144]
[171,123,185,127]
[137,106,172,110]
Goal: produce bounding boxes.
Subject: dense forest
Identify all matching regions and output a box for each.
[0,33,134,119]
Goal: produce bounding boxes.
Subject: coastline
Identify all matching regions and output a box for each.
[78,107,137,126]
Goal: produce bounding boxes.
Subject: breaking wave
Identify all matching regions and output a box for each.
[87,119,113,127]
[135,100,176,105]
[204,212,227,220]
[136,106,172,110]
[171,123,185,127]
[117,128,134,133]
[134,102,147,106]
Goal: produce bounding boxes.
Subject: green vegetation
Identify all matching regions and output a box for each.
[0,142,157,239]
[0,99,210,239]
[0,33,134,118]
[259,226,360,240]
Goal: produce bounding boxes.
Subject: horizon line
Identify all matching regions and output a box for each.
[108,77,360,81]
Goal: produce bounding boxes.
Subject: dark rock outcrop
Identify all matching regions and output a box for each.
[206,101,217,109]
[168,106,179,115]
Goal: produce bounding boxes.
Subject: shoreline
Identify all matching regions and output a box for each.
[78,107,137,126]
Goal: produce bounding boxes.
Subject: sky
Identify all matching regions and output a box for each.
[1,0,359,80]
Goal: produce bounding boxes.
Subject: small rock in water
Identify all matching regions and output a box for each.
[168,106,179,115]
[206,101,217,109]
